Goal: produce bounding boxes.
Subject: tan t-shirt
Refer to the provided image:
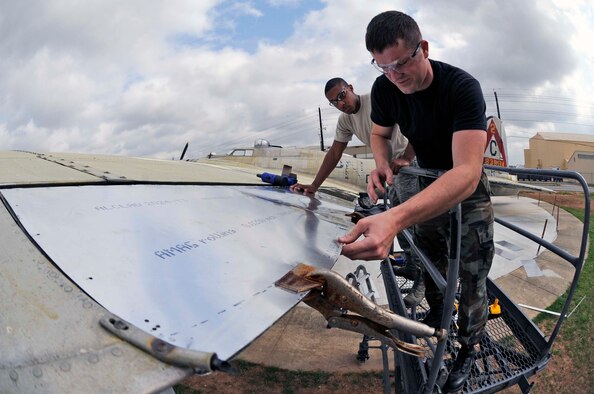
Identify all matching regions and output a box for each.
[334,93,408,159]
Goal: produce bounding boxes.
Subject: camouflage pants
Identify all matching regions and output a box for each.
[388,160,419,265]
[415,172,494,346]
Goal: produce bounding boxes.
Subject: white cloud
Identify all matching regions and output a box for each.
[0,0,592,166]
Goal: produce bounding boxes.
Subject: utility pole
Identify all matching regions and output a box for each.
[179,142,189,160]
[318,106,325,151]
[494,90,501,119]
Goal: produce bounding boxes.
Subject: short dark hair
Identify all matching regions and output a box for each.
[324,78,347,94]
[365,11,422,53]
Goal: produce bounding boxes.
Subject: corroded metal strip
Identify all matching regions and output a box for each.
[100,313,234,374]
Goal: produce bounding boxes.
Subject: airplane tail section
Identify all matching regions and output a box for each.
[484,116,508,167]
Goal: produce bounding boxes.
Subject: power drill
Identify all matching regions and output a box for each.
[257,172,297,187]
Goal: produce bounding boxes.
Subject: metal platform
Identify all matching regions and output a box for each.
[379,166,590,393]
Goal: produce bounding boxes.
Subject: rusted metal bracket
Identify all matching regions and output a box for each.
[275,263,447,358]
[100,313,235,375]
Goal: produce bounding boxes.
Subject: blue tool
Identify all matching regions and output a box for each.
[257,172,297,187]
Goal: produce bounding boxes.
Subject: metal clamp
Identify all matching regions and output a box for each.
[275,263,447,358]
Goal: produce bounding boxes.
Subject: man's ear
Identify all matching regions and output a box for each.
[421,40,429,58]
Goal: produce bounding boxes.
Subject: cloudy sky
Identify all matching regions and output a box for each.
[1,0,593,165]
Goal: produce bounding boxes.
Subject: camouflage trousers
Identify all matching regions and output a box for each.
[387,160,420,265]
[415,172,494,346]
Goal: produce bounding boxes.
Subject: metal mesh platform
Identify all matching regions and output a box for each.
[440,307,544,393]
[389,271,551,394]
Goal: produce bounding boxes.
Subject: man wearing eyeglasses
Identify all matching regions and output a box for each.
[338,11,494,393]
[290,77,408,195]
[290,78,425,307]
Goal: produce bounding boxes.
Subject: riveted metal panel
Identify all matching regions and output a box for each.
[2,184,351,362]
[0,201,190,393]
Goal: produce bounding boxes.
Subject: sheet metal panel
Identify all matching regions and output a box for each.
[0,151,268,185]
[0,151,99,185]
[0,201,190,393]
[2,184,351,360]
[36,152,264,183]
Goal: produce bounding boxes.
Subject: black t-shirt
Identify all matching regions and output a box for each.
[370,59,486,170]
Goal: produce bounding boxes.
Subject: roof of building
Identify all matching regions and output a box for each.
[533,132,594,143]
[568,150,594,160]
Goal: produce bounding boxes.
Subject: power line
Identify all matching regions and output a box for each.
[500,118,594,129]
[192,90,594,158]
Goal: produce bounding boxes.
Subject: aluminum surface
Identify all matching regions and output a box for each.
[0,200,191,393]
[2,184,352,360]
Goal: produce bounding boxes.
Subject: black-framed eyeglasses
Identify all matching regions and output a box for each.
[328,87,347,107]
[371,41,422,74]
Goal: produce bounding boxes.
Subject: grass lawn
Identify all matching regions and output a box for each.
[529,203,593,392]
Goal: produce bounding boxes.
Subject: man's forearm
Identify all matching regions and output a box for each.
[371,133,392,169]
[386,163,482,231]
[401,143,416,162]
[311,145,343,188]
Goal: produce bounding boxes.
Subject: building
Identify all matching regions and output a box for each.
[566,151,594,184]
[524,132,594,184]
[344,144,373,159]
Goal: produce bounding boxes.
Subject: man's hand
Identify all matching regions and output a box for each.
[367,165,393,203]
[390,158,410,174]
[338,210,398,260]
[290,183,318,194]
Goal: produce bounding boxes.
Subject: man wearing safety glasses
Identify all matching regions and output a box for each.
[290,77,408,195]
[338,11,494,393]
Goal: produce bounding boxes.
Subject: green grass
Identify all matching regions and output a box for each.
[173,359,385,393]
[258,364,332,390]
[533,204,593,369]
